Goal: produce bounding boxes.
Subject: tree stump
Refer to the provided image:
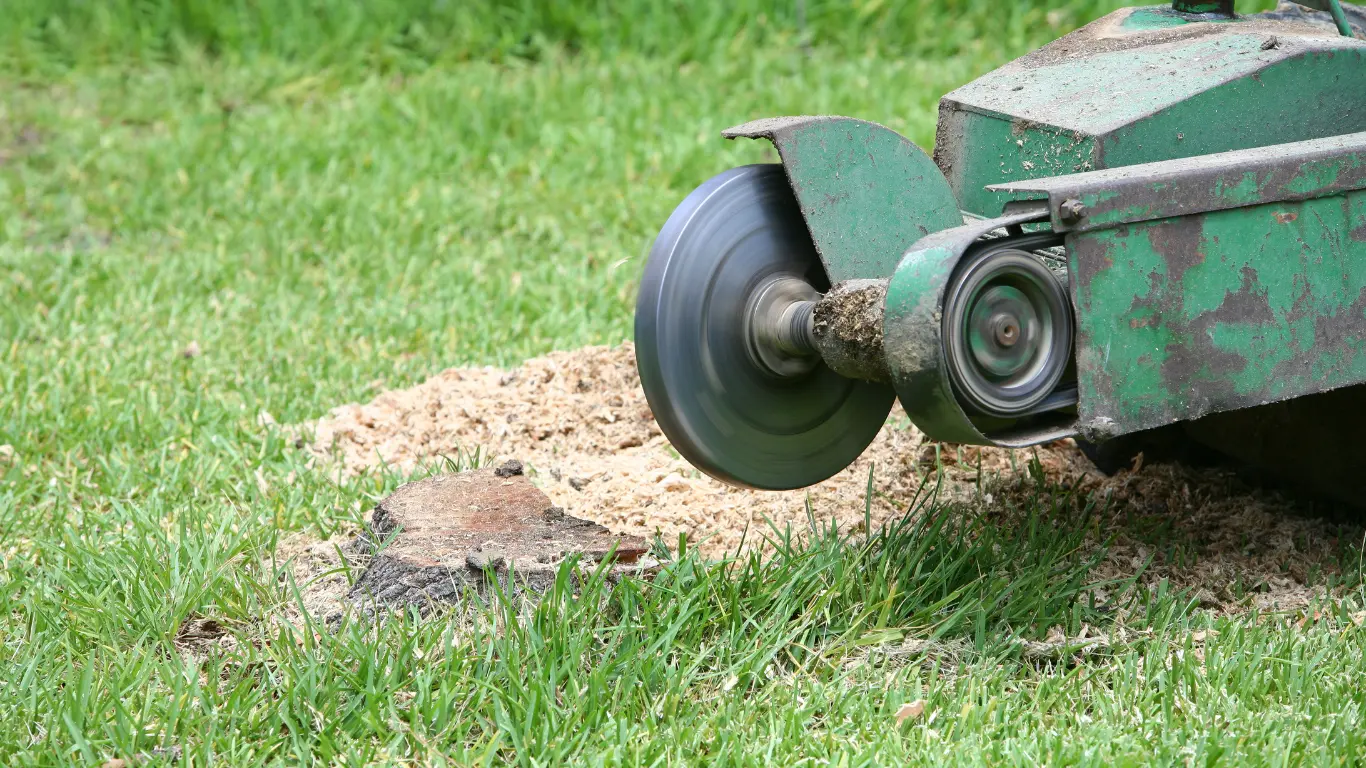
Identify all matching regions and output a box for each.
[349,460,652,610]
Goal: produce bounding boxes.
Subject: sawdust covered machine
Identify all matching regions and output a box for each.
[635,1,1366,505]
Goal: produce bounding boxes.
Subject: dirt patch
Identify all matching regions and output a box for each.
[272,529,368,627]
[292,343,1363,615]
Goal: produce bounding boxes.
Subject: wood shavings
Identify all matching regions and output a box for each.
[293,343,1362,613]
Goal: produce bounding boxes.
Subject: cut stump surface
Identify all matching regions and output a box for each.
[350,460,652,608]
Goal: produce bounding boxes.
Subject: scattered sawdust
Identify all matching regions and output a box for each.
[272,527,369,627]
[1075,460,1361,614]
[290,343,1364,616]
[298,343,975,555]
[894,699,926,724]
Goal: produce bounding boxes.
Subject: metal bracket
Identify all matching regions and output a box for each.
[989,131,1366,233]
[723,116,962,283]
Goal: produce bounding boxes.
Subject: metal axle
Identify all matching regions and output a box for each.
[748,240,1075,423]
[747,277,896,383]
[745,276,821,378]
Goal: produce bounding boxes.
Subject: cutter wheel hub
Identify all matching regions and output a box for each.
[943,243,1073,418]
[969,285,1038,375]
[634,164,896,491]
[744,275,820,378]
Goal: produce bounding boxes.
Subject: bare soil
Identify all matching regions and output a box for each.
[291,343,1364,616]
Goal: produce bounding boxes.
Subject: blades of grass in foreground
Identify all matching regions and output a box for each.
[122,480,1351,765]
[287,488,1116,762]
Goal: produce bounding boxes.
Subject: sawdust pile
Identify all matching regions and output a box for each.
[295,343,1363,613]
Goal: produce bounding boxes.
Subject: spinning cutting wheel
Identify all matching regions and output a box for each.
[634,165,896,490]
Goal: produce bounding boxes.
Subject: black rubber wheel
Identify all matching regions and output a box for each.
[634,164,896,490]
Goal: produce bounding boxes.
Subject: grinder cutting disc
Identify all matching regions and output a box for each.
[635,164,896,490]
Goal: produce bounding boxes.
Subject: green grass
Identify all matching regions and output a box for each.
[4,0,1284,73]
[0,0,1170,72]
[1,1,1362,764]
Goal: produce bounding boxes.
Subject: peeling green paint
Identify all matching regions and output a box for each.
[1213,172,1261,206]
[1071,191,1366,434]
[1281,156,1362,196]
[724,116,961,282]
[1121,7,1195,30]
[991,132,1366,232]
[937,8,1366,219]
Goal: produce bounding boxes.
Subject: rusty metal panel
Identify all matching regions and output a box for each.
[990,132,1366,232]
[723,116,962,283]
[1069,190,1366,440]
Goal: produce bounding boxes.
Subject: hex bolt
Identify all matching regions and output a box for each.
[1059,198,1087,225]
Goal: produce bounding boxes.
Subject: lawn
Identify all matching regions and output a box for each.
[5,1,1366,765]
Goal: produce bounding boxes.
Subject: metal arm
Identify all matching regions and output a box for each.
[1288,0,1356,36]
[1328,0,1356,36]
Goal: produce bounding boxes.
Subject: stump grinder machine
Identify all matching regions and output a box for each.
[635,1,1366,505]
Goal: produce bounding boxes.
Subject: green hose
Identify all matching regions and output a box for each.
[1328,0,1355,37]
